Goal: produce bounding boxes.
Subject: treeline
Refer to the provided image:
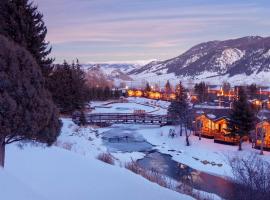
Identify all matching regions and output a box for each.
[0,0,123,167]
[48,60,88,113]
[193,81,263,103]
[87,87,122,101]
[48,61,123,113]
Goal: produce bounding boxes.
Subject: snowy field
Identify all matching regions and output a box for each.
[0,117,193,200]
[91,98,168,115]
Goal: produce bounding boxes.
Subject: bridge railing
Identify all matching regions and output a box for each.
[72,112,175,125]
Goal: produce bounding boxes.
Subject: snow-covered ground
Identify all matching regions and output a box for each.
[2,98,270,200]
[91,102,155,114]
[89,98,270,178]
[137,125,270,177]
[91,98,168,115]
[129,70,270,88]
[1,117,194,200]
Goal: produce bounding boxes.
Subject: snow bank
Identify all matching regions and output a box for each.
[136,125,270,178]
[3,144,193,200]
[1,117,194,200]
[0,169,45,200]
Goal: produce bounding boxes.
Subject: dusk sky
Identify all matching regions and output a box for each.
[34,0,270,64]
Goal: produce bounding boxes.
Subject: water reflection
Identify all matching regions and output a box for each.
[101,127,153,152]
[137,151,232,198]
[101,126,232,198]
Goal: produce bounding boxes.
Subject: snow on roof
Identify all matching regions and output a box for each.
[208,85,221,90]
[207,114,216,119]
[196,110,204,114]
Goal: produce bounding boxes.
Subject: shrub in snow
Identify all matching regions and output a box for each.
[125,161,168,188]
[227,153,270,200]
[97,153,115,165]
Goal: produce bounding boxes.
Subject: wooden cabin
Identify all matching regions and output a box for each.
[208,85,221,95]
[258,86,270,96]
[255,120,270,150]
[169,93,176,100]
[127,89,135,97]
[135,90,143,97]
[194,109,239,145]
[213,118,239,145]
[148,91,161,100]
[250,99,263,109]
[263,100,270,110]
[127,89,143,97]
[195,114,221,139]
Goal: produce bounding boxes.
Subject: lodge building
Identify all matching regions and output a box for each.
[194,108,240,145]
[255,120,270,150]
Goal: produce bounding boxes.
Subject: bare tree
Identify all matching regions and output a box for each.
[227,153,270,200]
[183,112,193,146]
[256,127,266,155]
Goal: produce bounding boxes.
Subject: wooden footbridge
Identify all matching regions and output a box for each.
[73,113,173,126]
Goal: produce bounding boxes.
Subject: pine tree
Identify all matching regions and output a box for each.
[104,86,111,100]
[0,35,61,167]
[227,87,256,150]
[145,82,151,92]
[194,82,208,103]
[91,87,97,100]
[48,60,88,113]
[114,88,121,99]
[168,82,189,137]
[165,80,172,94]
[222,82,231,95]
[79,111,87,126]
[247,84,258,99]
[0,0,53,77]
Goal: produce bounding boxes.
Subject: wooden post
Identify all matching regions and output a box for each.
[0,137,5,168]
[260,128,265,155]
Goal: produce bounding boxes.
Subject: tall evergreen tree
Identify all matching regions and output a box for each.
[227,87,256,150]
[145,82,151,92]
[48,60,88,113]
[165,80,172,94]
[247,84,258,99]
[222,82,231,95]
[104,86,111,100]
[0,35,61,167]
[114,88,121,99]
[168,82,189,137]
[0,0,53,77]
[194,82,208,103]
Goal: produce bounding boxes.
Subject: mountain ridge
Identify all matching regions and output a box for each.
[128,36,270,84]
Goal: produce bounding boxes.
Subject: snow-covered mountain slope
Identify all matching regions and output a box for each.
[83,63,137,74]
[129,36,270,85]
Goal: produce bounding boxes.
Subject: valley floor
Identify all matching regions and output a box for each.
[1,97,270,200]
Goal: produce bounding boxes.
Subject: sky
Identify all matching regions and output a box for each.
[34,0,270,64]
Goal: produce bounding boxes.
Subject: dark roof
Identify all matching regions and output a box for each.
[257,109,270,121]
[193,107,230,121]
[208,85,221,90]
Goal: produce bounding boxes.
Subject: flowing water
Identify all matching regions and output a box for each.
[101,126,232,198]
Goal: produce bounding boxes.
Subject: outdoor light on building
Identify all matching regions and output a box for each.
[135,90,143,97]
[170,93,176,100]
[128,90,134,97]
[154,92,161,99]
